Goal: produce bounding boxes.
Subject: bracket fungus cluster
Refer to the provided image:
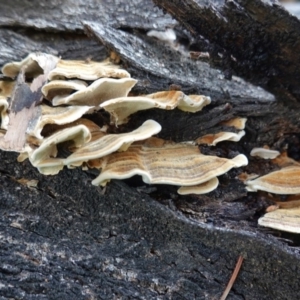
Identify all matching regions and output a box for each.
[242,147,300,233]
[245,164,300,233]
[0,52,250,197]
[246,166,300,195]
[4,52,300,233]
[196,117,246,146]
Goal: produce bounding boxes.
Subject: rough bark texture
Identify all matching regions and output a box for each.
[0,0,175,32]
[1,151,300,300]
[1,0,300,299]
[153,0,300,103]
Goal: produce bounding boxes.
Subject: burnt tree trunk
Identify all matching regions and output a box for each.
[1,1,300,299]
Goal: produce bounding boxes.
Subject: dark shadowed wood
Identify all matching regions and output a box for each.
[153,0,300,103]
[84,21,300,157]
[84,22,274,103]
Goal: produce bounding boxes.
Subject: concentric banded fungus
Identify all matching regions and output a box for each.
[42,79,88,101]
[101,91,211,125]
[258,207,300,233]
[51,78,137,106]
[196,131,245,146]
[246,166,300,194]
[26,105,92,139]
[91,137,248,186]
[177,177,219,195]
[48,58,131,81]
[2,53,54,78]
[28,124,91,175]
[1,53,249,199]
[250,147,280,159]
[17,118,102,163]
[64,120,162,167]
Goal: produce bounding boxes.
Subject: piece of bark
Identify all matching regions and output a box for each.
[84,22,274,103]
[0,0,176,32]
[153,0,300,103]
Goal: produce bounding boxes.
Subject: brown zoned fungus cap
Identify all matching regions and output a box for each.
[91,137,248,187]
[177,177,219,195]
[246,166,300,194]
[196,131,245,146]
[64,120,162,168]
[48,58,130,81]
[101,91,211,125]
[51,78,137,107]
[258,207,300,233]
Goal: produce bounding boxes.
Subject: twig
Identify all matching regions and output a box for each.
[220,255,244,300]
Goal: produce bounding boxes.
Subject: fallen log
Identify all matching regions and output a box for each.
[1,1,300,299]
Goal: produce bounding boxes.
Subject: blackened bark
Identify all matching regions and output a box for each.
[152,0,300,103]
[1,150,300,300]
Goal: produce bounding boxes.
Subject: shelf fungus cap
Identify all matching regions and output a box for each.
[0,98,9,130]
[196,130,245,146]
[42,79,88,100]
[2,52,58,78]
[0,80,15,98]
[29,124,91,175]
[91,138,248,186]
[101,91,211,125]
[221,117,247,130]
[52,78,137,107]
[250,147,280,159]
[48,58,130,81]
[177,94,211,112]
[26,105,92,139]
[246,166,300,194]
[177,177,219,195]
[64,120,162,167]
[258,207,300,233]
[0,81,15,129]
